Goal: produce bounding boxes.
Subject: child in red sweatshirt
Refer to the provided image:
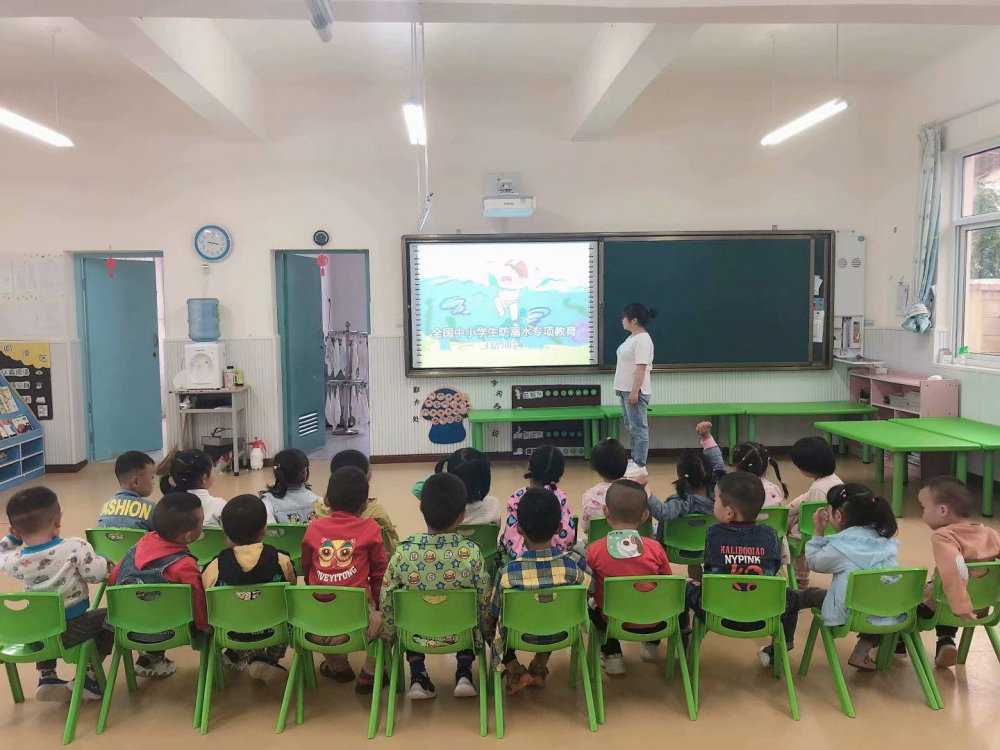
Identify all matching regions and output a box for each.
[301,466,387,688]
[111,492,207,678]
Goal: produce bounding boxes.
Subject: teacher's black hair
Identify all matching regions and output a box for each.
[622,303,657,328]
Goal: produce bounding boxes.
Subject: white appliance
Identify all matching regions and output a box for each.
[833,232,866,357]
[483,175,535,218]
[183,342,227,390]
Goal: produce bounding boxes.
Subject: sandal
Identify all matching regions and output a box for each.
[320,661,356,683]
[527,659,550,688]
[503,663,533,695]
[847,645,877,672]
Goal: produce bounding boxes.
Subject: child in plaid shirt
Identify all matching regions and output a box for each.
[488,487,590,694]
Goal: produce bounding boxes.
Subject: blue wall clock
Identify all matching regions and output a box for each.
[194,225,233,262]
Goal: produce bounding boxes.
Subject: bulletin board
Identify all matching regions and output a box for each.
[0,341,54,420]
[0,254,68,339]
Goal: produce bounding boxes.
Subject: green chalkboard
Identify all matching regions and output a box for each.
[601,235,827,368]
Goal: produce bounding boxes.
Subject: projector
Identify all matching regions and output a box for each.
[483,175,535,218]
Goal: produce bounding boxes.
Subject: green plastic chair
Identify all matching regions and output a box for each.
[755,508,795,591]
[277,586,384,738]
[201,583,291,734]
[689,574,798,720]
[494,585,596,737]
[798,567,941,716]
[85,528,146,608]
[189,528,229,568]
[588,576,694,724]
[456,524,501,576]
[918,561,1000,667]
[661,515,716,566]
[264,524,308,576]
[0,592,107,744]
[97,584,207,733]
[786,500,831,591]
[385,588,487,737]
[585,517,654,545]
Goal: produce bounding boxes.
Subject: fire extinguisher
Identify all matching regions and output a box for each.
[249,437,267,471]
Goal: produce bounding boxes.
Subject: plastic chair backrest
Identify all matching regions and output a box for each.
[189,528,228,566]
[264,524,307,560]
[501,585,587,652]
[106,584,194,650]
[797,500,833,538]
[455,524,500,560]
[587,517,654,545]
[602,576,685,641]
[0,593,66,662]
[700,574,788,638]
[86,528,146,563]
[285,586,369,653]
[392,589,478,654]
[932,561,1000,627]
[755,507,789,538]
[206,583,289,649]
[662,514,716,564]
[570,515,579,546]
[844,567,926,634]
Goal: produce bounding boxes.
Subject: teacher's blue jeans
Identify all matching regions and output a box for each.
[616,390,650,466]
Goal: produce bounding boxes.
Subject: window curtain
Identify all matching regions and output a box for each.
[902,125,943,333]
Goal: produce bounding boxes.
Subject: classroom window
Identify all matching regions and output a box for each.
[961,146,1000,217]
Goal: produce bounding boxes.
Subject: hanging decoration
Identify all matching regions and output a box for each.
[317,254,329,277]
[104,257,117,278]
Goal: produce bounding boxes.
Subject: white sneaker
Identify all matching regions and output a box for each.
[134,654,177,679]
[640,642,659,663]
[624,460,649,483]
[35,675,71,702]
[453,675,478,698]
[247,660,288,685]
[602,653,626,675]
[758,645,774,668]
[407,673,437,700]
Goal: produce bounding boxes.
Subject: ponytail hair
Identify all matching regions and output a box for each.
[622,303,657,328]
[524,445,565,488]
[267,448,310,499]
[826,482,897,539]
[674,448,710,496]
[733,441,789,500]
[435,447,492,504]
[159,449,213,495]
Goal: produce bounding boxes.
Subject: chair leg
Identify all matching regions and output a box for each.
[493,661,504,739]
[476,646,487,738]
[63,642,93,745]
[385,643,401,737]
[122,649,137,694]
[89,648,107,691]
[199,645,218,735]
[96,645,123,734]
[5,662,24,704]
[774,628,799,721]
[957,627,975,664]
[819,626,854,718]
[213,648,225,691]
[193,644,207,729]
[674,633,696,721]
[787,565,799,591]
[910,632,943,709]
[569,642,577,689]
[575,634,597,732]
[591,631,605,725]
[901,632,940,710]
[664,634,676,681]
[689,624,702,716]
[876,633,897,672]
[295,657,305,726]
[369,642,385,739]
[799,618,820,676]
[275,650,300,733]
[302,651,317,690]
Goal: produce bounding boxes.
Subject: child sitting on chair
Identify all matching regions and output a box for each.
[380,473,490,700]
[302,466,387,692]
[647,421,726,530]
[314,450,400,557]
[111,492,208,679]
[501,445,575,557]
[586,479,671,675]
[261,449,319,524]
[581,438,630,539]
[489,488,591,694]
[97,451,157,530]
[788,437,842,588]
[916,477,1000,668]
[202,495,296,683]
[1,487,112,702]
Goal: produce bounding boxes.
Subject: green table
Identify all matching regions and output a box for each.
[746,401,878,460]
[889,418,1000,517]
[468,406,606,459]
[601,403,744,462]
[814,420,980,517]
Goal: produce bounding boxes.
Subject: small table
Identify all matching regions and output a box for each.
[601,403,744,463]
[889,417,1000,517]
[745,401,877,459]
[467,406,606,459]
[173,387,250,476]
[814,419,980,517]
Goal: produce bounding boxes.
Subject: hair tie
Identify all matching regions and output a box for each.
[839,486,849,501]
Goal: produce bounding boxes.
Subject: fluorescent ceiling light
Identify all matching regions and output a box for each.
[0,106,73,148]
[305,0,333,43]
[402,102,426,146]
[760,98,847,146]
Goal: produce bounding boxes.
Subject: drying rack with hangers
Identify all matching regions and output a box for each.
[325,319,369,436]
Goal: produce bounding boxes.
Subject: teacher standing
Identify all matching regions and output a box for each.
[613,303,656,473]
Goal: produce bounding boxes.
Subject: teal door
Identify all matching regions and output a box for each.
[278,254,325,453]
[80,257,162,460]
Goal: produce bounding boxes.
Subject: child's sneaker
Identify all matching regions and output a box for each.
[453,669,478,698]
[640,643,658,663]
[221,649,248,672]
[247,659,288,685]
[135,653,176,679]
[624,460,648,483]
[35,673,70,702]
[70,674,103,701]
[408,671,437,700]
[602,653,626,675]
[526,656,550,689]
[935,638,958,669]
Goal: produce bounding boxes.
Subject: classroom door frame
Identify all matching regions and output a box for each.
[273,248,372,451]
[73,251,165,461]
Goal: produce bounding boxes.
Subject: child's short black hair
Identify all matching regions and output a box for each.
[924,476,975,518]
[115,451,154,482]
[790,437,837,478]
[435,447,491,503]
[591,438,628,482]
[6,486,59,536]
[524,445,565,486]
[326,466,369,514]
[221,494,268,545]
[716,471,765,521]
[605,479,648,526]
[419,473,467,531]
[330,449,369,476]
[152,492,203,541]
[516,487,562,543]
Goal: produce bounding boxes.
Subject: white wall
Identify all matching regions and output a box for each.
[321,253,370,334]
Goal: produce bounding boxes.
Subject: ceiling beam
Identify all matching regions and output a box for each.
[7,1,1000,24]
[77,16,265,138]
[570,23,698,140]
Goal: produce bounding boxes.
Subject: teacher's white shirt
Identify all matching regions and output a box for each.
[613,332,654,395]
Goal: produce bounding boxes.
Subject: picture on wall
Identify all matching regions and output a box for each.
[0,386,15,415]
[0,341,53,420]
